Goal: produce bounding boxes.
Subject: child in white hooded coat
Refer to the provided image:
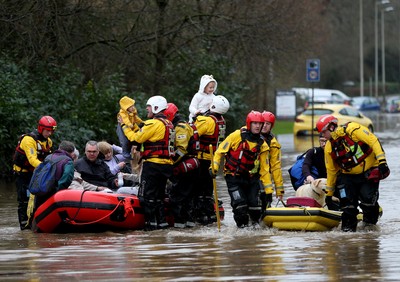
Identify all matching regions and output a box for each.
[188,74,217,122]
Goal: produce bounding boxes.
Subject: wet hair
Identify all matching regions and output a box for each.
[58,140,75,153]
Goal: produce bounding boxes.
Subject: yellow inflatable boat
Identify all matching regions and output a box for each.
[262,197,342,231]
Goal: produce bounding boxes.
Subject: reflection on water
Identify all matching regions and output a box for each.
[1,142,400,280]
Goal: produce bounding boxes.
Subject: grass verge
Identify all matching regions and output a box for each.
[273,120,294,135]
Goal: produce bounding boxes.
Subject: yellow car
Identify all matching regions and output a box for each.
[293,104,374,136]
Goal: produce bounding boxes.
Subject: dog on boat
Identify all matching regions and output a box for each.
[295,178,327,207]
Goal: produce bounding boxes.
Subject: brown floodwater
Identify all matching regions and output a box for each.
[1,113,400,281]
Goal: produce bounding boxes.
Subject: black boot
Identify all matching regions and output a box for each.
[156,200,169,229]
[18,202,30,230]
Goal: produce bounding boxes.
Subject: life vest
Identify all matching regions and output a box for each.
[224,129,264,176]
[141,117,176,159]
[198,114,226,153]
[330,129,372,170]
[187,123,200,155]
[263,133,273,147]
[13,132,51,171]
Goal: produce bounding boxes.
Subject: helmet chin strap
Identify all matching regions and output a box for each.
[328,123,337,132]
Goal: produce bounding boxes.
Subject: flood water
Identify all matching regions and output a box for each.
[1,113,400,281]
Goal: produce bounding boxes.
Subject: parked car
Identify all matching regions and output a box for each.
[293,104,374,136]
[292,88,353,109]
[352,96,381,111]
[385,96,400,113]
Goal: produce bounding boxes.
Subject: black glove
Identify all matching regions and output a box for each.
[209,167,216,178]
[378,161,390,180]
[325,196,333,209]
[260,192,266,211]
[260,193,273,210]
[325,196,340,211]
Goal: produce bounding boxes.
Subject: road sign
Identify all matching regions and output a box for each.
[306,59,320,82]
[275,90,296,119]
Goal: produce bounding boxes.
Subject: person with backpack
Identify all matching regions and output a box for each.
[210,111,272,228]
[164,102,200,228]
[13,115,57,230]
[28,140,76,220]
[316,114,390,232]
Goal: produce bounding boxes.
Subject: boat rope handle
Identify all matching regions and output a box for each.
[301,207,313,230]
[277,199,287,207]
[66,190,88,222]
[64,199,125,226]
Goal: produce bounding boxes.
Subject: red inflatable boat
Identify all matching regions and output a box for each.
[32,189,225,233]
[32,190,145,233]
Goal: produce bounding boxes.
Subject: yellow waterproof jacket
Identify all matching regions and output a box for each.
[213,129,275,195]
[13,135,53,172]
[174,122,194,163]
[118,96,143,131]
[268,136,284,196]
[122,118,173,165]
[324,122,386,196]
[194,115,217,161]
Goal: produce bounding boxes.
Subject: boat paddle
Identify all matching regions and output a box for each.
[209,144,221,231]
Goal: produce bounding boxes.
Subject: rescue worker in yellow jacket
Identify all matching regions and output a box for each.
[211,111,274,227]
[193,95,230,225]
[260,111,284,209]
[316,114,390,232]
[13,115,57,230]
[122,96,175,230]
[165,103,199,228]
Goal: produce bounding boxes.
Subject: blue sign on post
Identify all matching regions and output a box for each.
[306,59,320,82]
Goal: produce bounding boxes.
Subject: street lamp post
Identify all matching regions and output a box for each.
[381,6,394,105]
[359,0,364,97]
[375,0,390,99]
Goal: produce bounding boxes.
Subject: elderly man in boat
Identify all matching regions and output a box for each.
[74,140,119,192]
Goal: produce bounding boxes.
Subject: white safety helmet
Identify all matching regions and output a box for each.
[209,95,230,114]
[146,95,168,114]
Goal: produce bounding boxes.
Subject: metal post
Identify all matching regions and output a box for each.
[381,9,385,100]
[375,2,379,98]
[359,0,364,97]
[375,0,390,99]
[382,6,394,106]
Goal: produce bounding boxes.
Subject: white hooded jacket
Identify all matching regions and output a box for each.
[188,75,217,122]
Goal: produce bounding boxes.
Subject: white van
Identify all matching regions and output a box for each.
[292,88,352,108]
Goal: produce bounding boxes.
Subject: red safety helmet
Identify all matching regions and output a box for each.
[246,110,264,130]
[316,114,338,133]
[262,111,276,128]
[38,115,57,134]
[164,103,179,121]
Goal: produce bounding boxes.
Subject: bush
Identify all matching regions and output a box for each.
[0,57,141,181]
